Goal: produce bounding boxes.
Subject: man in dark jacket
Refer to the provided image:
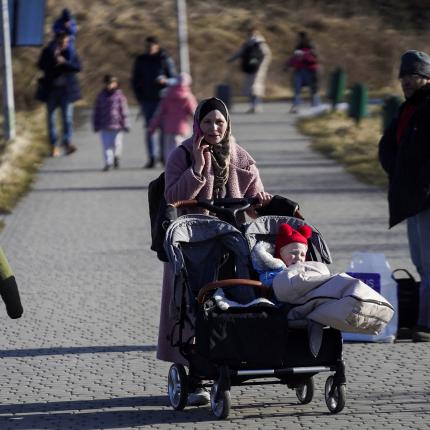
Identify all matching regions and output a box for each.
[37,32,81,157]
[379,50,430,342]
[131,36,176,168]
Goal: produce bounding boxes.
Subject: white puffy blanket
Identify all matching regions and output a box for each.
[272,261,394,334]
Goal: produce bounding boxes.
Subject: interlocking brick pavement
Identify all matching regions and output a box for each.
[0,103,427,429]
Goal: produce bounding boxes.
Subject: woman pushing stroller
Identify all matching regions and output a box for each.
[157,97,301,405]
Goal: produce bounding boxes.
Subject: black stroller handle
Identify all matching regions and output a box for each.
[197,279,269,304]
[171,197,259,225]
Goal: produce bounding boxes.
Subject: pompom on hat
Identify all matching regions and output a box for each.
[274,223,312,258]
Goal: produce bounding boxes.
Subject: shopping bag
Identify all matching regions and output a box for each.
[392,268,419,330]
[342,252,398,343]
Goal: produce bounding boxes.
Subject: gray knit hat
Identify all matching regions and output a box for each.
[399,50,430,78]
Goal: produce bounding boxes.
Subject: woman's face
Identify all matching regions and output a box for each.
[199,110,228,145]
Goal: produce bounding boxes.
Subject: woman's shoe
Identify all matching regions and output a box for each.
[102,165,112,172]
[114,156,120,169]
[143,157,155,169]
[65,144,77,155]
[187,387,210,406]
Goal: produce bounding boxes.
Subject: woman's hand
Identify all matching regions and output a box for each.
[254,191,273,208]
[192,129,208,176]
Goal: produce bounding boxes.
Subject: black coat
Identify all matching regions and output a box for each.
[36,41,82,103]
[131,49,176,102]
[379,85,430,227]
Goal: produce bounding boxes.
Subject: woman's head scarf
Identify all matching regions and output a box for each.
[193,98,231,198]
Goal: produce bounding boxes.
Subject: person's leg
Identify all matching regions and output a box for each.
[101,130,115,170]
[310,70,321,107]
[60,98,77,154]
[291,71,303,112]
[249,95,261,113]
[113,130,123,168]
[141,101,159,168]
[163,133,183,164]
[408,208,430,337]
[46,93,60,156]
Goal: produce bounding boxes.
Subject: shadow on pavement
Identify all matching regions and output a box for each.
[0,345,156,358]
[0,396,214,429]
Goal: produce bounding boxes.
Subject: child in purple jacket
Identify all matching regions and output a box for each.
[92,75,130,171]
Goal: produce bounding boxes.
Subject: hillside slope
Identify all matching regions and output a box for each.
[11,0,430,108]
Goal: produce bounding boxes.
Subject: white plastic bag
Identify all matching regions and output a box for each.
[342,252,398,343]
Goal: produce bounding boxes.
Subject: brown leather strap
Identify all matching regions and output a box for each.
[171,199,198,209]
[197,279,268,304]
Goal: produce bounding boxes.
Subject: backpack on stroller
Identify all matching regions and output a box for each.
[163,198,346,419]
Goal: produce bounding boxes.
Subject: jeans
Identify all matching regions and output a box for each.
[292,69,320,107]
[140,100,159,160]
[407,206,430,328]
[46,88,74,147]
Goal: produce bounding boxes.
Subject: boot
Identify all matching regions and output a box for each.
[143,156,155,169]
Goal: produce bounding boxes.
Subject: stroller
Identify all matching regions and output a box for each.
[163,197,346,419]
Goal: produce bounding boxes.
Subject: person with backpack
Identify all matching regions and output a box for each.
[227,26,272,113]
[285,31,321,114]
[131,36,177,168]
[155,97,303,406]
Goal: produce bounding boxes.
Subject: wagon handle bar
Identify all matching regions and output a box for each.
[197,279,269,304]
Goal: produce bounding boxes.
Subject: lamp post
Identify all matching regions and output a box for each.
[176,0,190,74]
[0,0,15,141]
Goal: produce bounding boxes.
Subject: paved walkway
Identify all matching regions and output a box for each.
[0,102,428,429]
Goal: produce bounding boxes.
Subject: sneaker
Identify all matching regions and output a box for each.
[50,146,61,157]
[102,165,112,172]
[187,387,210,406]
[412,325,430,342]
[65,144,77,155]
[143,157,155,169]
[113,156,120,169]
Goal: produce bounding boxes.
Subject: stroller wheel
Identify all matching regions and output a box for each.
[324,375,346,414]
[295,377,314,404]
[210,382,231,420]
[168,363,188,410]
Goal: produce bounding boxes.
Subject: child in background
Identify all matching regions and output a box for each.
[148,73,197,163]
[93,75,130,171]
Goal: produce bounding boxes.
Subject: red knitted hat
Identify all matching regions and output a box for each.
[275,223,313,258]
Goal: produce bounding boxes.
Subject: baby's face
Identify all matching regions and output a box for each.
[280,242,307,266]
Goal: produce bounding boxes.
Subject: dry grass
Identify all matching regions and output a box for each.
[0,110,49,214]
[10,0,430,109]
[297,108,388,188]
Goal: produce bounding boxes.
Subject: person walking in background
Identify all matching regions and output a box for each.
[36,31,81,157]
[285,31,320,114]
[379,50,430,342]
[131,36,176,168]
[227,26,271,113]
[52,8,78,50]
[92,75,130,171]
[148,73,197,163]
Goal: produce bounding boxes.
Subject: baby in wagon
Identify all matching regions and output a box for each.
[251,223,394,334]
[251,223,331,297]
